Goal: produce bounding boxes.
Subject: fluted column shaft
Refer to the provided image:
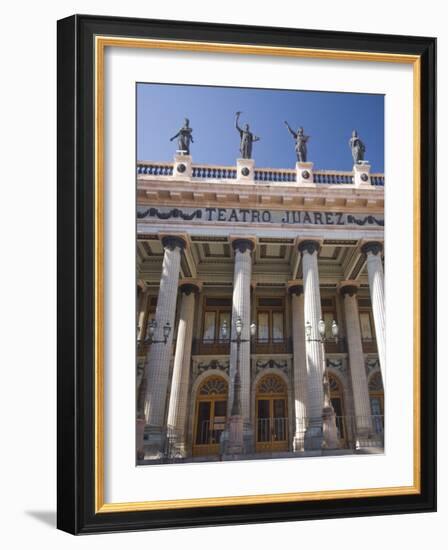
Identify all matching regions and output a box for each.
[362,242,385,382]
[229,240,254,434]
[340,285,372,439]
[290,285,308,451]
[300,241,325,450]
[142,236,186,456]
[166,283,198,455]
[137,286,150,342]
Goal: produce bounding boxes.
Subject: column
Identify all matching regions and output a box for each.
[289,283,308,451]
[340,283,373,445]
[137,285,150,342]
[166,282,200,457]
[361,242,385,382]
[299,240,325,451]
[229,238,254,452]
[140,235,186,458]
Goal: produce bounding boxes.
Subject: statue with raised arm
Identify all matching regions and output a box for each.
[235,111,260,159]
[349,130,366,164]
[170,118,194,155]
[284,121,310,162]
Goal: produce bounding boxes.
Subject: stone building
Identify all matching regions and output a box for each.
[136,154,385,463]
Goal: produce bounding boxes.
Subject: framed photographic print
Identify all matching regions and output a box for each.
[57,14,436,534]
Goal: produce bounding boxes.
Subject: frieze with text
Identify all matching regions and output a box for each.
[137,206,383,226]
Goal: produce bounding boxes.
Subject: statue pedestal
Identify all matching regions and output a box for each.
[172,153,192,179]
[296,162,315,187]
[236,158,255,182]
[353,162,371,188]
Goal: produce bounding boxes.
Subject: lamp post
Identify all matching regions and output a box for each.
[136,318,173,461]
[145,319,172,345]
[221,316,256,455]
[305,318,340,449]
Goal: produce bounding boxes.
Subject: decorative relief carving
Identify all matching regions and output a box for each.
[365,358,380,376]
[255,359,289,375]
[138,207,202,221]
[195,359,230,376]
[347,215,384,227]
[326,358,347,374]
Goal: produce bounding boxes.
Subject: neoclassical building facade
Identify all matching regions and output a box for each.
[136,154,385,463]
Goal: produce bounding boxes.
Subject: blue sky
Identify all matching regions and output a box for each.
[137,83,384,172]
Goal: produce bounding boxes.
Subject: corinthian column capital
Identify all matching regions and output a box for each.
[231,238,256,254]
[298,239,321,256]
[161,235,187,251]
[361,241,383,256]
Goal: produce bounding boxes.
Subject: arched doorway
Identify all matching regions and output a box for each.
[328,373,347,446]
[255,374,288,452]
[368,371,384,434]
[193,376,228,456]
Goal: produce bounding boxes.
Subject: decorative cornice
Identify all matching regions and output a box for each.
[298,240,320,256]
[161,235,187,251]
[361,241,383,256]
[340,284,358,297]
[232,238,255,254]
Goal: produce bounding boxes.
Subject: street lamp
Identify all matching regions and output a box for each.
[222,316,256,454]
[145,319,172,344]
[305,318,340,449]
[305,318,339,344]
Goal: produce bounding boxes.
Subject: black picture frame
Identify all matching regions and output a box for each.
[57,14,436,534]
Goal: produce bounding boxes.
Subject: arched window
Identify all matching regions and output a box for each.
[193,376,228,456]
[255,374,288,452]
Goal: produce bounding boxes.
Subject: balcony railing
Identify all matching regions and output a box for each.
[137,162,384,187]
[192,337,292,355]
[192,338,231,355]
[361,337,378,353]
[252,337,292,354]
[324,337,347,354]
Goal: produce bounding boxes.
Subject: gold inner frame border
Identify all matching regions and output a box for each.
[94,35,421,513]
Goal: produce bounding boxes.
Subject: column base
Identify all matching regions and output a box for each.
[304,423,323,451]
[142,425,167,460]
[136,418,146,461]
[322,407,340,450]
[221,419,254,456]
[292,431,306,452]
[166,429,189,459]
